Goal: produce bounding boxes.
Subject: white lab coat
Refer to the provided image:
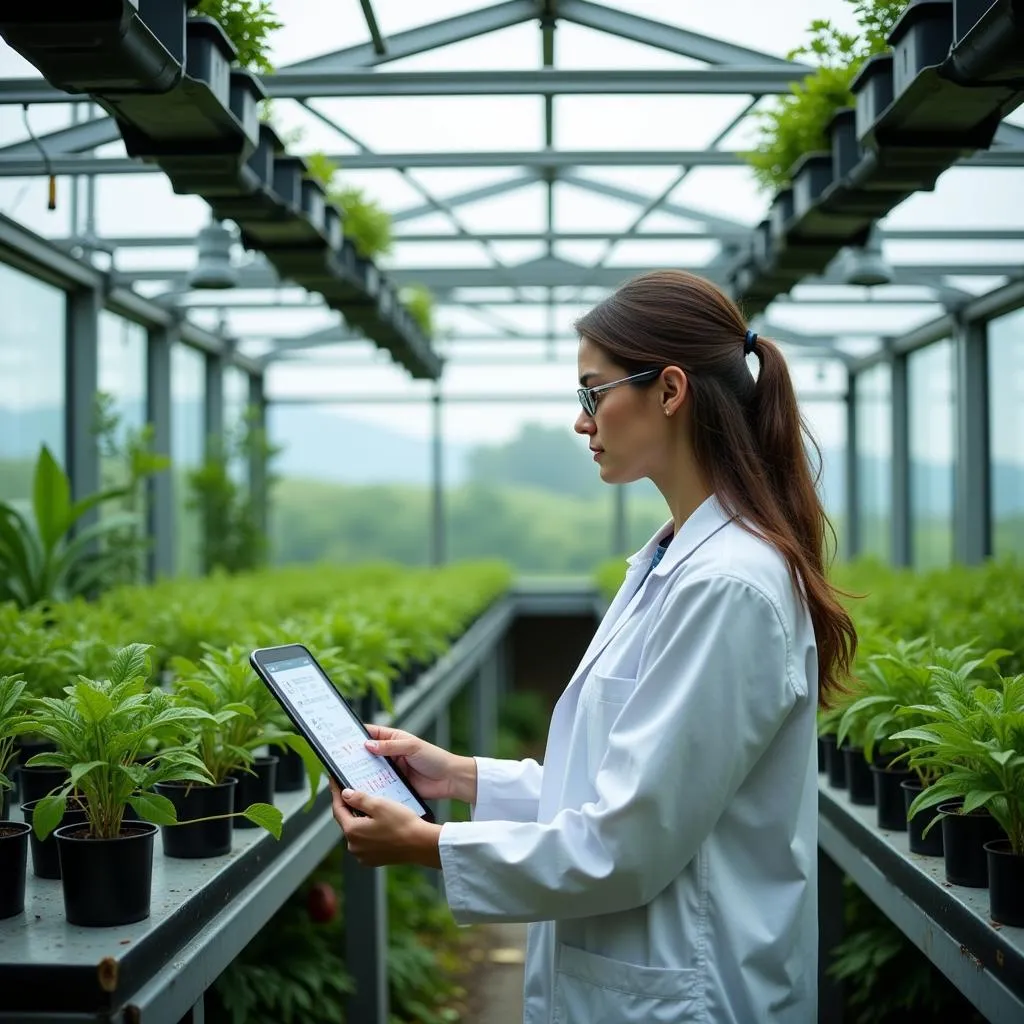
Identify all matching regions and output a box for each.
[438,495,819,1023]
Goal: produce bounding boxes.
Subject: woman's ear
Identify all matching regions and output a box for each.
[660,366,688,417]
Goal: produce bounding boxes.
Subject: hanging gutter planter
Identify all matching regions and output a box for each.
[829,107,861,181]
[208,121,288,223]
[238,158,329,248]
[264,205,344,284]
[790,152,835,220]
[946,0,1024,83]
[767,188,796,243]
[0,0,186,94]
[853,53,896,143]
[890,0,956,98]
[110,18,263,196]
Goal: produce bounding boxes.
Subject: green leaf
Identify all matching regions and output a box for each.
[32,793,68,841]
[109,644,152,686]
[33,446,72,552]
[242,802,283,839]
[69,760,107,789]
[73,681,113,724]
[127,791,179,826]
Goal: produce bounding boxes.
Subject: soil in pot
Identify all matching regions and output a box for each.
[17,765,70,804]
[985,841,1024,927]
[871,765,913,831]
[21,797,90,880]
[155,778,236,858]
[56,822,157,927]
[844,746,876,805]
[941,804,1005,888]
[821,735,847,789]
[902,780,944,856]
[274,747,306,793]
[0,822,30,920]
[231,755,278,829]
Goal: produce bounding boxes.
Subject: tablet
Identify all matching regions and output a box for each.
[249,643,435,822]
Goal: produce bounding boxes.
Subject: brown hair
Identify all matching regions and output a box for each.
[575,269,855,707]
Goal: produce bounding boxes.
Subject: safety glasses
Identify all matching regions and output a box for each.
[577,368,661,417]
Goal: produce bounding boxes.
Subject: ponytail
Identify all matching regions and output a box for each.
[575,270,856,706]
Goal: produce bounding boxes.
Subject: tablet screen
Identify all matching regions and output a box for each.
[260,651,425,814]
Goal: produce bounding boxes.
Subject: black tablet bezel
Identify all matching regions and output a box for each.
[249,643,435,823]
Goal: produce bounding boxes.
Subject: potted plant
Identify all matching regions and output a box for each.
[191,0,282,74]
[170,645,320,840]
[0,674,32,919]
[894,670,1023,920]
[26,644,282,926]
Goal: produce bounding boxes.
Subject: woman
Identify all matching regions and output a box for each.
[332,269,856,1023]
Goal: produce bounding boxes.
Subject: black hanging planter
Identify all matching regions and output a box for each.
[821,735,848,789]
[902,780,945,856]
[154,779,237,858]
[947,0,1024,82]
[0,821,30,920]
[889,0,956,97]
[828,107,861,181]
[0,0,187,95]
[17,765,70,804]
[768,188,796,242]
[22,797,91,880]
[844,747,876,806]
[274,748,306,793]
[940,803,1006,887]
[231,755,278,829]
[790,152,835,219]
[985,840,1024,927]
[871,765,913,831]
[56,821,157,927]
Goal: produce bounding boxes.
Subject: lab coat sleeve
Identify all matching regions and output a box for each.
[471,757,543,823]
[438,572,802,924]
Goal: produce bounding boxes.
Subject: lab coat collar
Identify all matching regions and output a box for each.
[625,493,735,576]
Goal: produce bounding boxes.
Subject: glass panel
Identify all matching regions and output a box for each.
[988,308,1024,558]
[223,365,251,484]
[0,262,66,505]
[909,340,955,568]
[172,344,206,577]
[856,364,892,561]
[96,311,149,583]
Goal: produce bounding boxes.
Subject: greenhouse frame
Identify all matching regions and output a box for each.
[0,1,1022,1023]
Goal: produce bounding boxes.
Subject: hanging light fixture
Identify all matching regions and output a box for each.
[839,222,894,287]
[188,218,238,290]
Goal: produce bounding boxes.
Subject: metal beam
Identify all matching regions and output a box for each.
[0,156,157,177]
[268,389,850,405]
[391,171,540,223]
[263,68,807,99]
[359,0,387,56]
[558,0,807,68]
[282,0,537,71]
[0,115,120,157]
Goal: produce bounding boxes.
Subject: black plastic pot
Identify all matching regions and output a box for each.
[940,803,1005,887]
[0,821,30,920]
[828,107,861,181]
[56,822,157,927]
[22,797,91,880]
[985,840,1024,927]
[852,53,895,141]
[871,765,913,831]
[768,188,796,242]
[274,748,306,793]
[953,0,992,41]
[791,152,835,219]
[16,736,56,765]
[902,780,944,856]
[947,0,1024,81]
[844,746,876,806]
[17,765,69,804]
[231,755,278,829]
[821,735,848,789]
[155,779,236,858]
[0,787,8,821]
[889,0,955,97]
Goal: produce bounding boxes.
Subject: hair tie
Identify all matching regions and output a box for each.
[743,329,758,355]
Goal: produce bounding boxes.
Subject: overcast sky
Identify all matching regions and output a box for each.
[1,1,1022,461]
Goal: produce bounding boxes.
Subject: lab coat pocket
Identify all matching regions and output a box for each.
[584,671,635,777]
[553,943,700,1023]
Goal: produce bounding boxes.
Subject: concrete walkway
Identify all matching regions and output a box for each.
[465,922,527,1023]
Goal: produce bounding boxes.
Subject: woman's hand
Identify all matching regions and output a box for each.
[331,780,442,869]
[363,723,478,805]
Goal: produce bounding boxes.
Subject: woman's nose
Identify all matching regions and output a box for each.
[574,408,594,435]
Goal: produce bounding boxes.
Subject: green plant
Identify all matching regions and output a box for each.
[187,407,279,575]
[26,643,281,841]
[93,391,172,586]
[170,645,322,795]
[893,671,1024,852]
[400,284,436,338]
[0,674,30,796]
[193,0,282,74]
[334,185,394,259]
[745,0,909,191]
[0,445,136,609]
